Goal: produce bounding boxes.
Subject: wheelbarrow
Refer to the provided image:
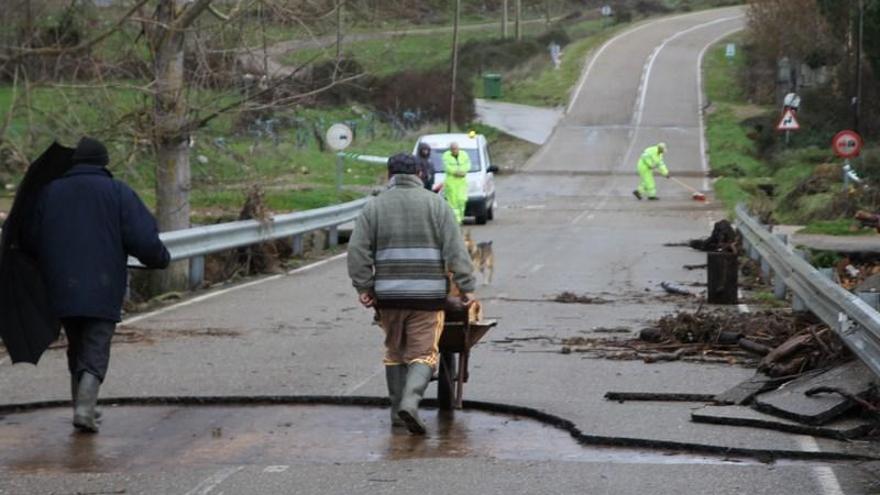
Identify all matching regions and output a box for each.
[435,300,496,410]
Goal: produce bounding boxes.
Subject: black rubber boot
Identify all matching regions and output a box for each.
[73,373,100,433]
[632,190,642,200]
[648,196,659,201]
[397,363,432,435]
[385,365,407,427]
[71,375,101,419]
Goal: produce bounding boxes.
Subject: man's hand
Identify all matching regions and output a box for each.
[461,292,476,306]
[359,292,376,308]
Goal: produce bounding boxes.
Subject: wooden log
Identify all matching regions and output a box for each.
[707,251,738,304]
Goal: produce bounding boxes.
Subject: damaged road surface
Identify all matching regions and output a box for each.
[3,7,880,495]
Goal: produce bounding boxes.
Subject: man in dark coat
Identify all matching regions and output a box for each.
[415,142,436,191]
[26,137,170,433]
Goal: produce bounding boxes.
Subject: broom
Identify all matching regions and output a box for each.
[669,176,707,202]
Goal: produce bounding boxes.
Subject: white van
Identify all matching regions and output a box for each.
[414,133,498,224]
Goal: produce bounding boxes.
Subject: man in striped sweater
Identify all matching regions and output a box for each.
[348,153,475,435]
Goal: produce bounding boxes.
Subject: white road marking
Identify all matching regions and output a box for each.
[340,366,384,396]
[530,264,544,273]
[696,26,746,192]
[620,15,744,171]
[798,436,846,495]
[122,253,349,327]
[263,465,290,473]
[184,466,244,495]
[567,10,736,113]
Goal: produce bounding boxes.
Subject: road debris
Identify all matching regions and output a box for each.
[604,392,715,403]
[691,405,876,441]
[660,282,694,297]
[553,292,610,304]
[559,309,851,374]
[753,361,876,425]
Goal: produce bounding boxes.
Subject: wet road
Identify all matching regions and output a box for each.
[2,7,878,495]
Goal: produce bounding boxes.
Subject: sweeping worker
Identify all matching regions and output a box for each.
[441,142,470,223]
[348,153,475,435]
[633,142,671,201]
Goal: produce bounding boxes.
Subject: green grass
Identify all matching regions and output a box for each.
[798,219,874,236]
[492,20,610,106]
[281,21,551,76]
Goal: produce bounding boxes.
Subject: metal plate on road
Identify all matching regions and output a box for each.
[326,123,353,151]
[833,129,863,159]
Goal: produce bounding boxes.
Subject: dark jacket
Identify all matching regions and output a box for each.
[29,164,170,322]
[416,143,435,191]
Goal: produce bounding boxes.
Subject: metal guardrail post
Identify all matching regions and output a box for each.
[791,249,808,311]
[773,234,788,300]
[189,256,205,290]
[328,226,339,249]
[858,292,880,311]
[291,235,304,256]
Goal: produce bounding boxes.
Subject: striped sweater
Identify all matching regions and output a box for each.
[347,174,475,310]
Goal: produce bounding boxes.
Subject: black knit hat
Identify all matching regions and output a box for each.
[387,153,419,176]
[71,136,109,166]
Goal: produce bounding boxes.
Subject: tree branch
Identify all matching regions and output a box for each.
[0,0,151,63]
[174,0,218,31]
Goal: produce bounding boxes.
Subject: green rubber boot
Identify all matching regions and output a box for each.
[73,372,100,433]
[397,363,432,435]
[386,365,407,427]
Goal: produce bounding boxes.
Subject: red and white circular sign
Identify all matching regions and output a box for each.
[833,130,863,159]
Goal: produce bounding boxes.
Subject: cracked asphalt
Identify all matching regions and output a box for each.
[2,7,878,495]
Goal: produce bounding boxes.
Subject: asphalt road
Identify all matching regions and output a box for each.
[2,7,878,495]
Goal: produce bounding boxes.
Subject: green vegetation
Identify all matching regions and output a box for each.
[487,20,611,106]
[798,219,873,236]
[282,21,551,76]
[703,34,878,231]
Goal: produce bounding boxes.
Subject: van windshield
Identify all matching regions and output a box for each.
[427,148,481,174]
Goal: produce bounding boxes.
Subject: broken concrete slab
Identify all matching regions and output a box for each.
[691,405,875,441]
[714,373,789,406]
[753,361,877,425]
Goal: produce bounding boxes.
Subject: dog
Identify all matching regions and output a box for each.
[463,230,494,285]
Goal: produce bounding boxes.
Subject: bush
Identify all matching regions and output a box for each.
[371,68,475,126]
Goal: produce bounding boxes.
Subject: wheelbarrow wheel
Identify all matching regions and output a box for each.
[437,351,456,410]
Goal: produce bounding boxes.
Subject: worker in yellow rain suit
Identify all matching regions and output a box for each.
[442,143,471,224]
[633,142,670,201]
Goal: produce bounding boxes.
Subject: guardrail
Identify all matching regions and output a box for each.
[132,197,369,287]
[735,203,880,378]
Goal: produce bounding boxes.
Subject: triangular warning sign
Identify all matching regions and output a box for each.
[776,108,800,131]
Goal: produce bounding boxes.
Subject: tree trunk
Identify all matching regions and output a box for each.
[152,0,191,292]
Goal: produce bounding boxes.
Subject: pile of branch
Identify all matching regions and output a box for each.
[562,309,851,375]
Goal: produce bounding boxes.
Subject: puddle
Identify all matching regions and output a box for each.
[0,404,761,473]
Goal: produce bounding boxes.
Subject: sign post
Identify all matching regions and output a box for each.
[326,123,354,192]
[833,130,864,191]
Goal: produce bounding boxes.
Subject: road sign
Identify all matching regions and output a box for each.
[833,130,863,159]
[725,43,736,59]
[326,123,353,151]
[783,92,801,110]
[600,5,612,16]
[776,108,800,132]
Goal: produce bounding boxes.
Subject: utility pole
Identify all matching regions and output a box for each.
[448,0,461,132]
[515,0,522,41]
[501,0,508,39]
[854,0,864,132]
[336,0,343,61]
